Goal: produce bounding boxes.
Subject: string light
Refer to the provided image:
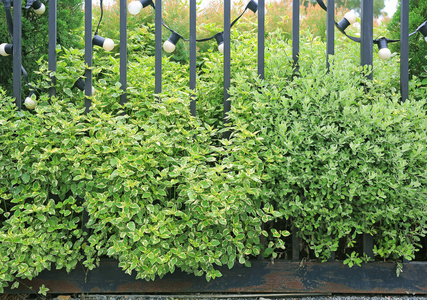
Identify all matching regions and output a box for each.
[73,78,96,95]
[126,0,267,54]
[247,0,268,17]
[128,0,153,15]
[93,35,115,51]
[377,38,392,60]
[163,32,181,53]
[30,0,46,15]
[336,10,357,32]
[215,33,225,54]
[316,0,427,60]
[0,43,13,56]
[417,21,427,42]
[24,90,38,109]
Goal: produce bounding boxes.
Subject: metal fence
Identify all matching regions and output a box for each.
[3,0,427,114]
[2,0,427,295]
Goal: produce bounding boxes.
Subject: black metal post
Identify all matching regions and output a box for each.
[48,0,57,98]
[360,0,373,79]
[155,0,162,96]
[258,0,265,80]
[120,0,127,105]
[84,0,93,114]
[326,0,334,71]
[292,227,299,261]
[223,0,231,125]
[12,0,22,109]
[363,233,374,260]
[189,0,197,116]
[292,0,299,72]
[400,0,409,103]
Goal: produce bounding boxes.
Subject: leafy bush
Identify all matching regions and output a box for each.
[1,14,426,294]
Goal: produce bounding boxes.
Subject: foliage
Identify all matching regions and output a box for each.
[303,0,385,17]
[0,0,85,94]
[388,0,427,80]
[1,8,427,294]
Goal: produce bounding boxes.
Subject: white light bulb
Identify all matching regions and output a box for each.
[256,6,267,17]
[163,40,176,53]
[0,43,9,56]
[378,47,391,60]
[24,97,37,109]
[344,11,357,25]
[218,43,224,54]
[34,3,46,15]
[128,1,143,15]
[103,38,115,51]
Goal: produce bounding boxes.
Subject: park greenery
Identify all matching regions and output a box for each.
[0,0,427,294]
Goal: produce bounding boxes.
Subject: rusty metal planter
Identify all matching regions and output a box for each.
[5,259,427,295]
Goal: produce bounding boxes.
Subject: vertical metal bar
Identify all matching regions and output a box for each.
[223,0,231,125]
[400,0,409,103]
[155,0,162,96]
[48,0,57,98]
[360,0,373,80]
[13,0,22,109]
[363,233,374,260]
[326,0,334,71]
[84,0,93,114]
[257,0,265,80]
[292,0,299,72]
[292,227,299,261]
[189,0,197,116]
[120,0,127,105]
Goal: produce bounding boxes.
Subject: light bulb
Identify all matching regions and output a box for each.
[0,43,12,56]
[93,35,114,52]
[378,47,391,60]
[344,11,357,25]
[163,32,180,53]
[128,1,143,15]
[103,38,115,51]
[33,3,46,14]
[218,43,224,54]
[163,40,176,53]
[24,97,37,109]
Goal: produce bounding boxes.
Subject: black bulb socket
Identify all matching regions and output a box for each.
[167,32,181,45]
[419,21,427,37]
[93,35,106,48]
[74,78,85,91]
[1,43,13,55]
[31,0,43,10]
[377,38,388,50]
[247,0,258,13]
[215,33,224,46]
[139,0,153,8]
[337,18,350,32]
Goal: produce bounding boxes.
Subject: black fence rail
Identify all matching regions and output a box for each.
[2,0,427,295]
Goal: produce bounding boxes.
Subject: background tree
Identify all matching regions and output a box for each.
[0,0,84,94]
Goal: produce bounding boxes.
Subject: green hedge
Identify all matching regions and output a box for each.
[1,28,427,293]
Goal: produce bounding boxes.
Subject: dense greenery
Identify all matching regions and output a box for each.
[0,0,84,93]
[388,0,427,80]
[0,2,427,295]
